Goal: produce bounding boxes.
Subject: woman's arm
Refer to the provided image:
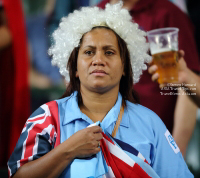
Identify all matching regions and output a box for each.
[12,126,102,178]
[13,139,74,178]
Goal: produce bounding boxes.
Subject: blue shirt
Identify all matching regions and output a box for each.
[57,91,193,178]
[8,91,193,178]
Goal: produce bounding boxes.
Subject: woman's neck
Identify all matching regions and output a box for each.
[79,87,119,123]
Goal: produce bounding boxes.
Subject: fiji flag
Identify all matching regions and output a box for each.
[84,122,160,178]
[100,131,159,178]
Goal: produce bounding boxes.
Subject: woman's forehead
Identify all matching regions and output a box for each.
[80,28,119,48]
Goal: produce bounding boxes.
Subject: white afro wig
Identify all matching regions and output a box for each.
[48,2,151,83]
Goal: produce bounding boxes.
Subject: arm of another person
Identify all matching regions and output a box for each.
[173,53,199,155]
[177,58,200,107]
[173,89,197,156]
[148,51,199,156]
[156,3,199,156]
[168,50,198,156]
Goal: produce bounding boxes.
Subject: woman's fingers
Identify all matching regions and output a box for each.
[69,126,103,158]
[95,140,100,147]
[95,132,103,141]
[89,125,102,133]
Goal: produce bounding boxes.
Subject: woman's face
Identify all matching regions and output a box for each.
[76,28,124,93]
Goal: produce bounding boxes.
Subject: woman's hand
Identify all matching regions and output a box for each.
[66,126,103,159]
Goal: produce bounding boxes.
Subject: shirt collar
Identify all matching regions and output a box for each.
[61,91,129,129]
[62,91,85,125]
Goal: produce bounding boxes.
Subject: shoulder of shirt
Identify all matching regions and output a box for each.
[125,100,161,122]
[32,93,75,116]
[54,92,76,104]
[126,100,156,114]
[125,100,167,134]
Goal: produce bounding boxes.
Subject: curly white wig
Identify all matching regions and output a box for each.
[48,2,151,83]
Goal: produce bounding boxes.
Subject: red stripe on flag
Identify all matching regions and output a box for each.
[100,138,122,178]
[27,115,46,123]
[23,116,51,159]
[110,154,152,178]
[21,101,60,166]
[47,101,60,147]
[101,132,114,144]
[145,159,150,165]
[131,163,152,178]
[101,134,152,178]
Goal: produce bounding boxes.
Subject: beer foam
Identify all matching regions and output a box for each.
[150,48,171,55]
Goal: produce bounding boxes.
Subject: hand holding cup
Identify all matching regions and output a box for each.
[148,50,187,88]
[147,27,180,84]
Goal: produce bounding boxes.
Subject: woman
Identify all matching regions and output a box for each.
[8,3,193,178]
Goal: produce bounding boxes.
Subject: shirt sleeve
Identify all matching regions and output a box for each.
[7,101,60,177]
[150,114,194,178]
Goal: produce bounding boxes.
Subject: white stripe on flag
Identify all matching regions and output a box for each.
[8,165,12,177]
[21,106,49,160]
[27,113,45,122]
[33,124,55,156]
[17,160,20,169]
[104,137,135,167]
[27,104,51,122]
[138,152,145,161]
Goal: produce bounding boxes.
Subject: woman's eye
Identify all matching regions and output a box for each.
[105,51,114,55]
[85,51,94,55]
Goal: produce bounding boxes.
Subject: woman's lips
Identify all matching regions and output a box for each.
[91,69,107,76]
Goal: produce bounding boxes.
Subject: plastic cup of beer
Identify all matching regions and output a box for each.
[147,27,179,84]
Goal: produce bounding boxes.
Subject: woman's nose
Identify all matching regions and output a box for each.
[92,51,106,66]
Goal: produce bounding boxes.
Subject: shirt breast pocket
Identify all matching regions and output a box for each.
[136,143,152,165]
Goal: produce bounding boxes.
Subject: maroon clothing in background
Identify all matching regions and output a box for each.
[0,47,14,168]
[0,0,30,167]
[98,0,200,132]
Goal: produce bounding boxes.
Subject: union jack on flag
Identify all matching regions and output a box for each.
[8,101,60,177]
